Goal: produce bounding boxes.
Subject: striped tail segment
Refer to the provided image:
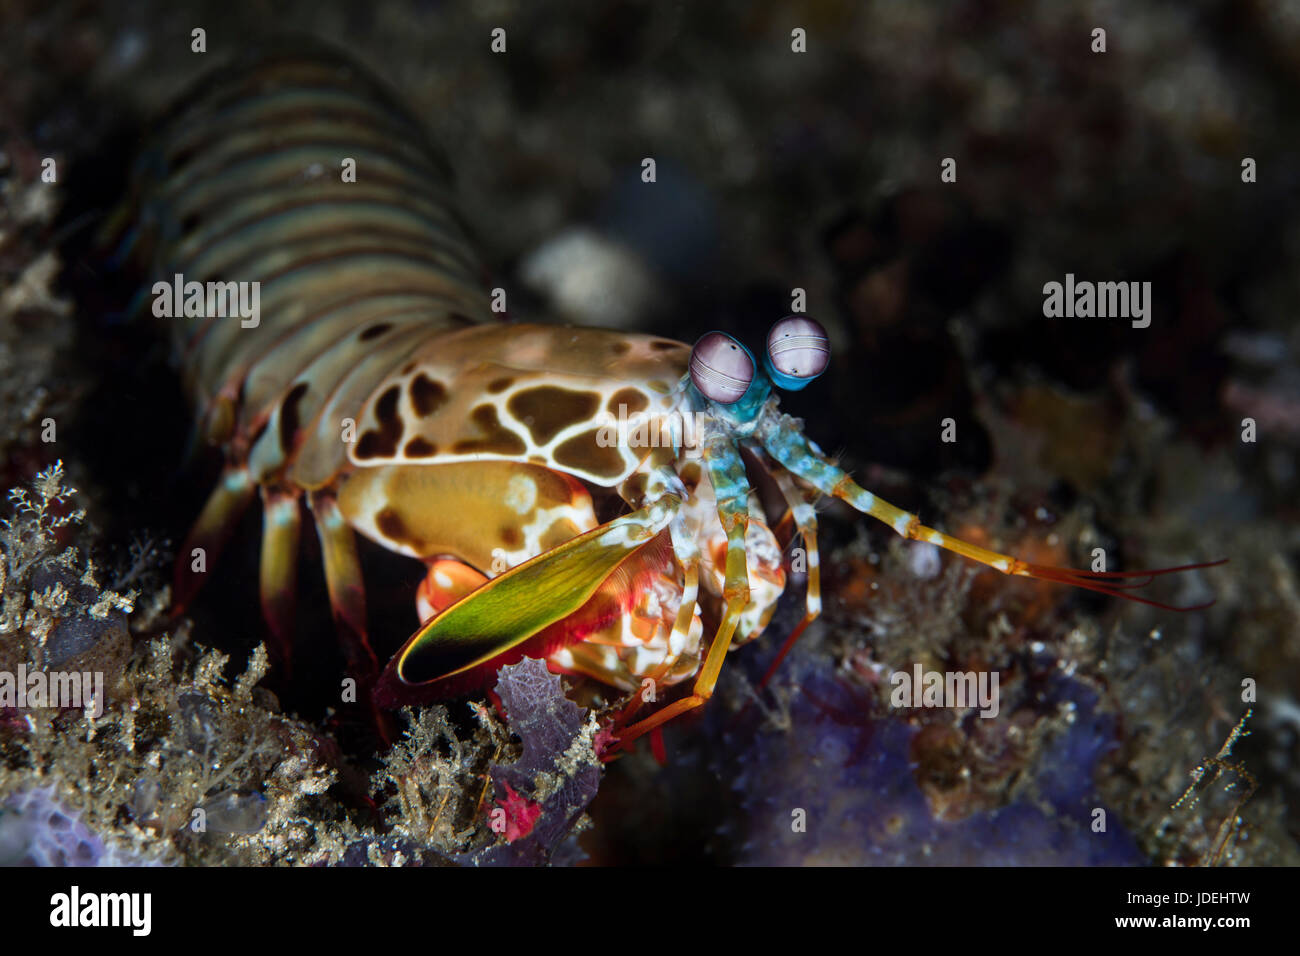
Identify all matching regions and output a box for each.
[114,44,495,705]
[122,45,493,469]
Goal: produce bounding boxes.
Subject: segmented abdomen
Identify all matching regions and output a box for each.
[127,46,494,488]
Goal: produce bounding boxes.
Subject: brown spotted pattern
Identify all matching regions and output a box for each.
[356,384,405,459]
[346,324,691,488]
[607,387,649,415]
[507,386,601,446]
[337,460,597,574]
[452,405,528,456]
[409,373,447,417]
[553,429,627,479]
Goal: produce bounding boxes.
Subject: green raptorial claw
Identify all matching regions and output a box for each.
[387,494,682,689]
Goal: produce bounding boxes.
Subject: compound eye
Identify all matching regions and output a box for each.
[766,316,830,387]
[690,332,754,404]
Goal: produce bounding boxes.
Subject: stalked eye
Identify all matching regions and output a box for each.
[690,332,754,404]
[765,316,830,389]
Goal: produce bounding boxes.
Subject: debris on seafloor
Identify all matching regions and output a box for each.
[467,659,603,866]
[0,463,602,866]
[0,463,337,866]
[370,659,602,867]
[1166,710,1257,868]
[719,655,1148,866]
[518,226,663,330]
[0,783,164,866]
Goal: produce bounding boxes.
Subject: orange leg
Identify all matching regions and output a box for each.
[259,486,301,677]
[174,465,256,613]
[309,490,377,677]
[756,466,822,690]
[613,447,751,748]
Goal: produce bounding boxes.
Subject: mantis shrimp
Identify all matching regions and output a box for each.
[108,44,1222,753]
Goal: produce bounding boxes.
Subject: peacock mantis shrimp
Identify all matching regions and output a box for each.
[110,45,1223,754]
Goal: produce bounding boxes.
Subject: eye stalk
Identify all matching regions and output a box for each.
[764,316,830,390]
[689,332,754,404]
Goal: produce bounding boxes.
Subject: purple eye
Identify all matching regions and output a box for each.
[766,316,830,385]
[690,332,754,404]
